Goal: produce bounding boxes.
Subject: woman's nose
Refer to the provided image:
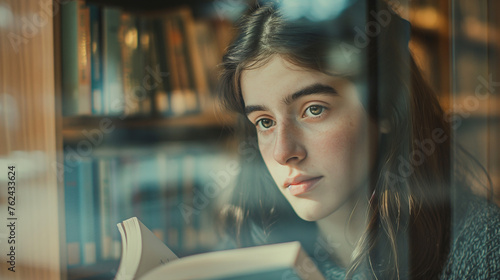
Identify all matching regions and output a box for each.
[272,122,307,165]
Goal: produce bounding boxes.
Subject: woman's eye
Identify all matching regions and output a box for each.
[256,118,274,130]
[304,105,326,117]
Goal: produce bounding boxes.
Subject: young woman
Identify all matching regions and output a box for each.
[217,0,500,279]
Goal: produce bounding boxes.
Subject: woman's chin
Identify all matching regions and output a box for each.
[290,202,332,222]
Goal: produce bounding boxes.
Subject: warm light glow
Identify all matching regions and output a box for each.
[141,33,150,49]
[412,7,440,30]
[125,28,138,49]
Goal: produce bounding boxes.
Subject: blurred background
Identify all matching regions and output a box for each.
[0,0,498,279]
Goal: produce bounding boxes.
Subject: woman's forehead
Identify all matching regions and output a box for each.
[242,55,357,94]
[240,56,329,100]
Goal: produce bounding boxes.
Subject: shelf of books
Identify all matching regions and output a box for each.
[57,0,241,279]
[61,1,234,118]
[64,143,239,279]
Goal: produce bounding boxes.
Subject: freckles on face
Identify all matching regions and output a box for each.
[240,55,376,222]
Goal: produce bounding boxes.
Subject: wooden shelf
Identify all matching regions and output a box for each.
[62,110,236,144]
[410,6,499,49]
[439,95,500,119]
[63,110,234,129]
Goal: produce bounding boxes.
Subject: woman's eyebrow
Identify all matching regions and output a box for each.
[282,83,338,106]
[245,104,269,116]
[244,83,337,116]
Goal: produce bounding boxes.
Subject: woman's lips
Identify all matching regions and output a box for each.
[286,176,323,196]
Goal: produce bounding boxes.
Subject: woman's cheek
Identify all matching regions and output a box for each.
[258,138,275,164]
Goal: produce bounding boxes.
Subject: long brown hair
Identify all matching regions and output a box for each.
[217,1,460,279]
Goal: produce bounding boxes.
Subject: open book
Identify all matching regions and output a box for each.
[115,217,325,280]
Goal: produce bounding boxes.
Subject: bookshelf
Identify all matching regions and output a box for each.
[56,0,240,279]
[62,110,235,144]
[3,0,239,279]
[407,0,500,203]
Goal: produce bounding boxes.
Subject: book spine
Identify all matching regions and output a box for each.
[92,159,102,263]
[155,153,169,244]
[109,157,123,259]
[61,0,93,116]
[130,158,142,221]
[61,1,79,116]
[89,5,103,115]
[172,14,198,113]
[172,12,197,113]
[174,155,184,252]
[64,158,82,267]
[176,9,206,113]
[102,7,124,116]
[137,17,154,115]
[165,156,179,250]
[97,158,112,260]
[192,153,204,251]
[136,156,163,240]
[78,159,97,265]
[163,16,187,116]
[181,155,197,252]
[119,157,135,222]
[152,18,172,116]
[119,13,141,116]
[77,1,92,115]
[194,21,220,97]
[184,14,210,111]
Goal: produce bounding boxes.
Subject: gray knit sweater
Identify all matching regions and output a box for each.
[316,196,500,279]
[439,196,500,279]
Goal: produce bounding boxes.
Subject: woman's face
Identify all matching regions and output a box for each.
[240,55,377,221]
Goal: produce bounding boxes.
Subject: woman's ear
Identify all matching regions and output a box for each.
[379,119,391,134]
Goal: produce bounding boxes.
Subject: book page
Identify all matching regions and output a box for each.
[135,218,179,278]
[139,241,325,280]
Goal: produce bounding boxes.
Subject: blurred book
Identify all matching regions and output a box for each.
[115,217,325,280]
[102,7,125,115]
[61,0,92,116]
